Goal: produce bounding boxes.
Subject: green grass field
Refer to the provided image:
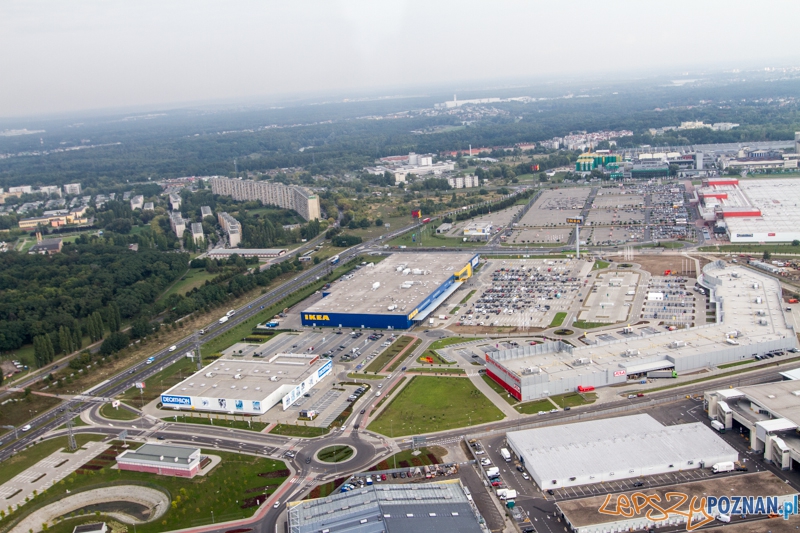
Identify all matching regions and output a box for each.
[718,359,757,369]
[119,355,200,405]
[163,414,268,432]
[550,392,597,407]
[385,339,422,372]
[367,376,504,437]
[29,446,288,533]
[698,244,800,255]
[636,241,686,249]
[159,268,221,300]
[549,312,567,327]
[0,393,63,437]
[592,260,610,270]
[409,367,465,374]
[460,290,477,304]
[388,230,483,248]
[269,423,329,438]
[572,320,610,329]
[369,446,447,470]
[480,374,517,405]
[98,402,139,421]
[362,335,415,373]
[0,434,105,486]
[373,376,407,411]
[317,445,354,463]
[515,399,556,414]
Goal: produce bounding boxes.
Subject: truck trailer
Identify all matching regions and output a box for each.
[711,420,725,433]
[647,370,678,379]
[500,448,512,462]
[712,461,735,474]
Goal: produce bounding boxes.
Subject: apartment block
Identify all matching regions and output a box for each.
[209,178,320,221]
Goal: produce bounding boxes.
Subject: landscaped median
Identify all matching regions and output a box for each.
[418,336,482,365]
[360,335,419,374]
[366,376,504,437]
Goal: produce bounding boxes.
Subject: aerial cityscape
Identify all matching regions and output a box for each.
[3,2,800,533]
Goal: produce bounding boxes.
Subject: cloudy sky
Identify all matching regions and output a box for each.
[1,0,798,117]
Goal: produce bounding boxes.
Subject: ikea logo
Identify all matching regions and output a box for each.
[304,314,330,321]
[408,309,419,320]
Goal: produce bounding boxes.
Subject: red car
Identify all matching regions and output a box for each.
[381,474,387,481]
[491,481,502,487]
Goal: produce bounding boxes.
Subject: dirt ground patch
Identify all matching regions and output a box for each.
[611,254,707,277]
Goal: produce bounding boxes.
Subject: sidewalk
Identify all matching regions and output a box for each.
[468,372,522,420]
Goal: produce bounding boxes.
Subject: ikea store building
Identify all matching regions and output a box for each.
[301,253,480,330]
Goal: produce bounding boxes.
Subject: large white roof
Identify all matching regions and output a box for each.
[508,414,738,485]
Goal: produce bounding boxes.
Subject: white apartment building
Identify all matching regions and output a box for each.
[209,178,320,221]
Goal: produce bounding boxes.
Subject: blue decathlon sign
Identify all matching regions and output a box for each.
[161,395,191,406]
[318,359,332,379]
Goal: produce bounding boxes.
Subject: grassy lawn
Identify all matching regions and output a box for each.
[0,393,63,437]
[0,434,105,486]
[409,367,465,375]
[718,359,757,369]
[369,446,447,470]
[119,355,200,406]
[516,398,557,414]
[550,392,597,408]
[384,339,421,372]
[362,335,415,374]
[32,447,288,533]
[317,445,354,463]
[367,376,504,437]
[481,374,517,405]
[346,372,386,380]
[573,320,611,329]
[163,413,268,432]
[460,290,477,304]
[449,306,460,314]
[636,241,686,249]
[698,244,800,254]
[98,402,139,421]
[269,423,329,438]
[159,268,220,300]
[305,478,348,499]
[592,260,611,270]
[387,231,483,248]
[549,312,567,328]
[418,336,480,365]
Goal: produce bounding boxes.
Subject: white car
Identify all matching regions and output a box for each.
[273,501,281,509]
[480,459,492,466]
[522,473,530,480]
[475,450,485,455]
[21,424,31,432]
[168,345,177,352]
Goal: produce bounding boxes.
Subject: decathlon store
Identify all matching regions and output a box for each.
[160,354,332,415]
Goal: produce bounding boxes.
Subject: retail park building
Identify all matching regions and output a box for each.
[301,252,480,330]
[485,260,796,401]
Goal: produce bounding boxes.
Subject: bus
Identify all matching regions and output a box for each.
[330,255,340,264]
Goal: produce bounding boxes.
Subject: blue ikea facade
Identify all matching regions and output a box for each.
[301,254,480,330]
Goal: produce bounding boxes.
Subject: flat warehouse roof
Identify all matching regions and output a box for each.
[508,414,737,485]
[736,380,800,424]
[557,471,794,528]
[490,261,795,382]
[304,252,476,316]
[726,178,800,235]
[163,353,325,401]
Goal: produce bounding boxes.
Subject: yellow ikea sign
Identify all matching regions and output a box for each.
[304,314,330,321]
[408,309,419,320]
[455,263,472,281]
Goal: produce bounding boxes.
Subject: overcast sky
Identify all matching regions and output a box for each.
[1,0,799,118]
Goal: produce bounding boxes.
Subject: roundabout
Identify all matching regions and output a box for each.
[553,328,575,336]
[315,444,356,464]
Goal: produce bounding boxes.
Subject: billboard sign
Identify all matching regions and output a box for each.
[613,370,626,377]
[161,395,191,407]
[135,382,145,389]
[411,210,420,219]
[317,359,332,379]
[566,216,584,224]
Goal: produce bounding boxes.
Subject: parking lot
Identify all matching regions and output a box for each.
[518,188,590,227]
[639,275,699,327]
[440,204,523,238]
[455,258,593,328]
[505,227,573,245]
